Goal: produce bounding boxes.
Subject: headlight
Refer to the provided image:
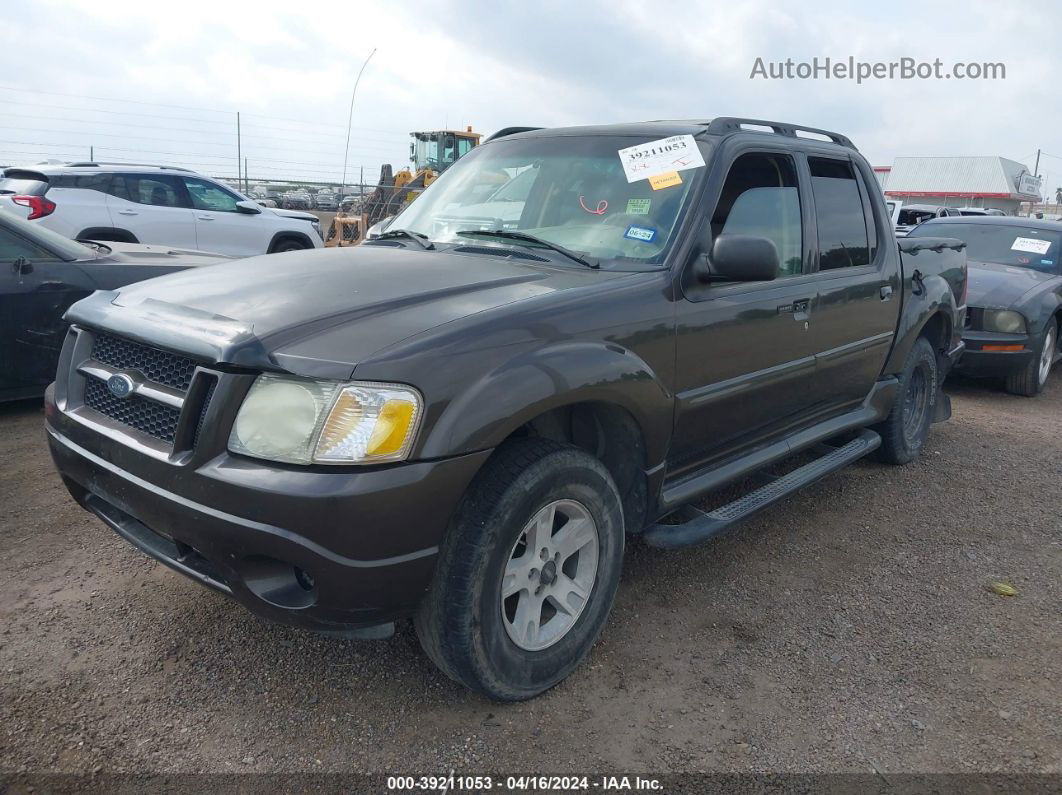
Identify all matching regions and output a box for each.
[228,374,422,465]
[983,309,1026,334]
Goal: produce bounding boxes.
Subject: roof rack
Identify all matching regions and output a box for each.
[484,126,543,142]
[703,118,856,150]
[66,161,196,172]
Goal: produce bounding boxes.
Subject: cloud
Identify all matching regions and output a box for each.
[1,0,1057,186]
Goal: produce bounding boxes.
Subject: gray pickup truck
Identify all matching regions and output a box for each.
[45,117,967,700]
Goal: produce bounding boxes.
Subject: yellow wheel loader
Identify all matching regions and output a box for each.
[326,127,480,247]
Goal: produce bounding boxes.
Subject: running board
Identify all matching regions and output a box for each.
[642,429,881,549]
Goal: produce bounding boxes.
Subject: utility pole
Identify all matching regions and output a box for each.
[237,112,243,188]
[342,48,377,187]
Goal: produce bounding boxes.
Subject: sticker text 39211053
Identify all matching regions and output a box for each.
[618,134,706,184]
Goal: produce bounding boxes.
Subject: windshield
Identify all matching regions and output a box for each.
[390,134,706,266]
[909,222,1061,272]
[0,211,97,260]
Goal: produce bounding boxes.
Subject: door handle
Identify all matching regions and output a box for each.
[880,286,894,301]
[117,209,138,216]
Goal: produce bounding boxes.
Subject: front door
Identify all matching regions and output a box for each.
[670,149,822,476]
[183,176,263,257]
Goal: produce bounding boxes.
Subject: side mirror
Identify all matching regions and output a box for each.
[236,200,263,214]
[697,234,780,283]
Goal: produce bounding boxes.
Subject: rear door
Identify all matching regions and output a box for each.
[801,154,899,409]
[0,225,95,396]
[103,173,198,249]
[183,176,266,256]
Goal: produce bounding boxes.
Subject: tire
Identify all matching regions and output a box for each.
[874,336,939,465]
[1005,320,1057,397]
[271,238,309,253]
[414,438,625,701]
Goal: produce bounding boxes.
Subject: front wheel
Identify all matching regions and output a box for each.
[874,336,939,465]
[414,438,624,701]
[1005,321,1057,397]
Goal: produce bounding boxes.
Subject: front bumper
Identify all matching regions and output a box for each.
[954,331,1033,377]
[45,384,491,634]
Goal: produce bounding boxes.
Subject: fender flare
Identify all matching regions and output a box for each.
[884,268,963,375]
[417,340,674,467]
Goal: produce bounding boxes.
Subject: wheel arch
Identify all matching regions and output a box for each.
[267,230,314,252]
[77,226,138,244]
[415,341,674,530]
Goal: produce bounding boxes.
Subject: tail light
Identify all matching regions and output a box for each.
[12,195,56,220]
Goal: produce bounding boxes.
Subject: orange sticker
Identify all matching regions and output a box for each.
[649,171,682,190]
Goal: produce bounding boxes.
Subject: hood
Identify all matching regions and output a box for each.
[66,244,618,379]
[270,208,317,222]
[966,260,1060,309]
[96,240,232,265]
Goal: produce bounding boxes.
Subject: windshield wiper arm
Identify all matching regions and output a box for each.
[373,228,435,250]
[457,230,598,269]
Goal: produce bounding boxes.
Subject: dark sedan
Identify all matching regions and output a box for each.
[1,211,230,401]
[907,216,1061,396]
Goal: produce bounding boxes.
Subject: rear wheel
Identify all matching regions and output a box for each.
[874,336,939,465]
[414,438,624,701]
[1005,321,1057,397]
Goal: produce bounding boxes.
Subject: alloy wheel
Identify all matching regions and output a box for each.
[501,499,599,652]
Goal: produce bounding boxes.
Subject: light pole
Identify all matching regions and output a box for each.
[341,47,377,190]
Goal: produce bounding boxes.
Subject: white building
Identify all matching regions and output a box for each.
[877,156,1042,215]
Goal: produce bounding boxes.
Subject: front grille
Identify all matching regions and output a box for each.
[84,376,181,442]
[92,333,198,392]
[192,378,217,448]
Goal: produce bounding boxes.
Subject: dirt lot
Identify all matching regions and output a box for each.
[1,377,1059,777]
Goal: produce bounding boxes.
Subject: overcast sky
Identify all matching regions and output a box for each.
[3,0,1059,191]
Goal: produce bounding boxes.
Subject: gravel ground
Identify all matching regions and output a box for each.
[1,376,1059,777]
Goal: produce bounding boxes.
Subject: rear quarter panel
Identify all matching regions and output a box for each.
[884,237,967,373]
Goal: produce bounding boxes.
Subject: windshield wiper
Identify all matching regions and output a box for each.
[457,230,598,269]
[373,228,435,250]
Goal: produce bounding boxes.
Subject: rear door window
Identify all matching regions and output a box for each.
[808,157,871,270]
[109,174,188,208]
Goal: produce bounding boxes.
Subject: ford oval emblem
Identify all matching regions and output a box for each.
[107,373,135,399]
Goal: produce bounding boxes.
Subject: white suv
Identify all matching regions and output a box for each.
[0,163,323,256]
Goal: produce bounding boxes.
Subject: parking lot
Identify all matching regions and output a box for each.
[1,376,1059,775]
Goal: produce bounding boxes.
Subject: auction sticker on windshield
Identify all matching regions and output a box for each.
[1011,237,1052,255]
[624,224,657,242]
[618,135,705,183]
